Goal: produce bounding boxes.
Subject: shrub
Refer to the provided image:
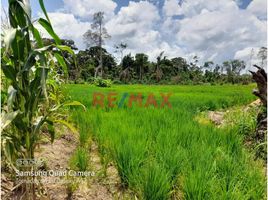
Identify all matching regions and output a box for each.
[75,78,85,84]
[170,75,181,84]
[86,77,95,84]
[94,77,112,87]
[113,79,123,85]
[68,80,75,84]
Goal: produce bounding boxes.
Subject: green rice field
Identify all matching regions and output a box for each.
[65,84,266,200]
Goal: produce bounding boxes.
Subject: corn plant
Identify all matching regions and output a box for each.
[1,0,84,198]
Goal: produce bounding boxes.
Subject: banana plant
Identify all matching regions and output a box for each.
[1,0,84,197]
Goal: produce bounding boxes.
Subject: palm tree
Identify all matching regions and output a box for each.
[155,51,165,82]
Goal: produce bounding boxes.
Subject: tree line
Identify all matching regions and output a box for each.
[46,12,267,85]
[49,39,265,85]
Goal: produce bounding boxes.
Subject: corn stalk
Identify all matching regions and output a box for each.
[1,0,84,199]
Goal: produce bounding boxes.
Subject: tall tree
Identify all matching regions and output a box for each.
[171,57,189,74]
[77,46,116,80]
[257,47,267,68]
[135,53,149,80]
[203,61,214,72]
[114,42,127,62]
[83,12,110,78]
[223,60,246,84]
[120,54,135,83]
[155,51,165,82]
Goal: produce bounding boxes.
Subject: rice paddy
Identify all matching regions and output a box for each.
[65,84,266,200]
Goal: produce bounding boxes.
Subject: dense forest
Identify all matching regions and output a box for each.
[44,37,267,85]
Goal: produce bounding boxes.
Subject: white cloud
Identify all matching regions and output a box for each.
[106,1,160,37]
[162,0,267,64]
[247,0,267,20]
[163,0,182,16]
[37,12,90,49]
[174,0,239,18]
[63,0,117,19]
[36,0,266,65]
[105,1,170,60]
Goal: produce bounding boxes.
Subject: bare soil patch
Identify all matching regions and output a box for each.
[71,142,132,200]
[1,129,128,200]
[35,131,78,200]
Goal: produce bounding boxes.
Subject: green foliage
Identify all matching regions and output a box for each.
[1,0,83,176]
[75,78,86,84]
[70,147,89,171]
[112,135,146,187]
[66,84,265,199]
[71,111,92,147]
[75,46,117,79]
[140,163,171,200]
[224,106,258,137]
[94,77,112,87]
[223,105,267,160]
[71,46,253,85]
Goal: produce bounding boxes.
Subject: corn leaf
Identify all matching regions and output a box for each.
[2,65,17,82]
[63,101,86,110]
[3,28,17,52]
[17,0,31,19]
[56,45,75,55]
[0,111,20,132]
[46,120,55,143]
[7,86,17,111]
[54,120,78,134]
[54,52,67,75]
[31,25,44,47]
[38,18,61,45]
[38,0,50,23]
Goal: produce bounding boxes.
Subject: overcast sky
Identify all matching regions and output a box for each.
[2,0,267,67]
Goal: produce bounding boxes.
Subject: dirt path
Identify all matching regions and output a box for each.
[35,132,78,200]
[196,99,262,127]
[35,131,129,200]
[71,142,122,200]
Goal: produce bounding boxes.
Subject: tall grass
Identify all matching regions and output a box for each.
[65,84,266,199]
[140,163,171,200]
[70,147,89,171]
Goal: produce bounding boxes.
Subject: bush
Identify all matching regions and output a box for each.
[75,78,85,84]
[170,75,181,84]
[113,79,123,85]
[94,77,112,87]
[68,80,75,84]
[86,77,95,84]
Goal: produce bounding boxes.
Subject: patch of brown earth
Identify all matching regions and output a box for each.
[71,142,131,200]
[1,174,14,199]
[0,130,77,200]
[207,111,225,126]
[244,99,261,112]
[2,129,132,199]
[36,134,77,171]
[35,131,78,200]
[207,99,262,127]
